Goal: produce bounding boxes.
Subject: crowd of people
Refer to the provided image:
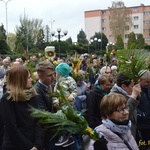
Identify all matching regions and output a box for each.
[0,52,150,150]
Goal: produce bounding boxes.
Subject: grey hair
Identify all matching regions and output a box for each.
[141,70,150,79]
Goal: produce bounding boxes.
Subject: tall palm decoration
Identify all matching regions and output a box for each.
[116,49,149,83]
[30,83,99,141]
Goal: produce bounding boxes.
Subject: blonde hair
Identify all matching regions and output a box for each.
[100,93,127,119]
[7,66,29,101]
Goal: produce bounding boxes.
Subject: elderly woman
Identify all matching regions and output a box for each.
[0,66,42,150]
[87,93,139,150]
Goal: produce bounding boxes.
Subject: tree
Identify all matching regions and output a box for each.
[15,15,44,54]
[90,32,108,54]
[115,34,124,50]
[0,24,11,54]
[109,1,132,41]
[8,33,16,51]
[44,25,50,43]
[36,29,45,50]
[77,29,88,45]
[66,37,73,45]
[136,34,145,49]
[127,32,137,49]
[0,24,6,40]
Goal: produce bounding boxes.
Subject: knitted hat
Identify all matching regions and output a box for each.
[55,62,70,77]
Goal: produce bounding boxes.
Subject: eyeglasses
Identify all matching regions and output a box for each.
[115,106,129,114]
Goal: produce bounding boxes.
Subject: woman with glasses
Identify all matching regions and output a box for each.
[110,72,141,139]
[87,93,139,150]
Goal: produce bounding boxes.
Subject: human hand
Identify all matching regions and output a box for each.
[68,96,74,101]
[131,84,141,99]
[31,147,37,150]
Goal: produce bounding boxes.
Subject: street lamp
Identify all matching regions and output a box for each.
[0,0,11,44]
[51,27,68,57]
[107,42,115,51]
[90,37,101,52]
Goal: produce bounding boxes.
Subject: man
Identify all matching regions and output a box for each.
[110,72,141,139]
[34,61,56,150]
[137,70,150,150]
[0,58,10,75]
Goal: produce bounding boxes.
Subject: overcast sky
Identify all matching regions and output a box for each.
[0,0,149,42]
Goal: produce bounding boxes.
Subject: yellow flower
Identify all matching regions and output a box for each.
[85,126,94,135]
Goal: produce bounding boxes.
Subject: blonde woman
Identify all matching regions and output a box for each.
[0,66,42,150]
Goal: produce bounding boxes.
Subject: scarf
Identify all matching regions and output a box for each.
[7,87,37,101]
[113,84,130,98]
[96,85,108,95]
[102,119,131,135]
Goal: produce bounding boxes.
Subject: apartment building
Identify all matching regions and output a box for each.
[84,4,150,46]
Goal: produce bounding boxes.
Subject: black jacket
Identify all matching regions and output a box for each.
[0,93,42,150]
[137,87,150,129]
[86,85,107,129]
[34,81,53,112]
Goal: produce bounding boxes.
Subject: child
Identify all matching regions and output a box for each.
[53,62,78,147]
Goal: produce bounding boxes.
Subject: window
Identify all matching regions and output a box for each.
[143,20,150,24]
[102,27,106,31]
[133,16,139,20]
[143,29,149,32]
[102,19,106,23]
[102,10,106,14]
[144,11,150,15]
[109,35,113,38]
[125,34,128,39]
[135,34,138,39]
[125,26,129,31]
[133,25,138,29]
[145,38,150,41]
[133,8,138,12]
[125,18,129,22]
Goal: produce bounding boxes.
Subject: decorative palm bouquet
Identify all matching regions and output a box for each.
[30,83,99,141]
[116,49,149,83]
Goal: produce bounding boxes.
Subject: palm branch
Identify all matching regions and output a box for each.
[116,49,149,83]
[30,83,99,141]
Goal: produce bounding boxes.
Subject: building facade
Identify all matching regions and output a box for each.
[84,4,150,46]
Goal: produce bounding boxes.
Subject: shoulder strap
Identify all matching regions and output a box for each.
[115,132,133,150]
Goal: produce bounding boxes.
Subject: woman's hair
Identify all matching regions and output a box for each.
[100,93,127,119]
[7,66,29,101]
[98,74,113,85]
[116,72,132,87]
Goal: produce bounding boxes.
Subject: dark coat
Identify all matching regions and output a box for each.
[34,81,53,112]
[86,85,107,129]
[0,93,42,150]
[137,87,150,129]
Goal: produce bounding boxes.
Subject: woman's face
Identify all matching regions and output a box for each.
[26,73,32,89]
[108,104,129,122]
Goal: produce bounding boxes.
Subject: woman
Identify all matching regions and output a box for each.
[0,66,42,150]
[86,75,113,129]
[87,93,139,150]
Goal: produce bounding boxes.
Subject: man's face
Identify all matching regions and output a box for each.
[3,60,10,67]
[40,69,55,86]
[140,76,150,88]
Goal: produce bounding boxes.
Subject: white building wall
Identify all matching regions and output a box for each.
[85,16,101,41]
